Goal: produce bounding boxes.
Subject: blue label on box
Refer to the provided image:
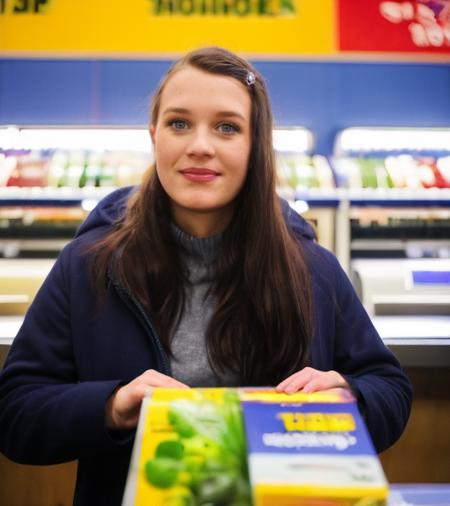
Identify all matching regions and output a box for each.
[242,401,374,456]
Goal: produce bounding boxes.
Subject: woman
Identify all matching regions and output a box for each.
[0,47,412,506]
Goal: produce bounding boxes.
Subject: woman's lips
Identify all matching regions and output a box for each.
[180,168,219,182]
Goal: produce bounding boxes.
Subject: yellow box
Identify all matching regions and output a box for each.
[122,388,388,505]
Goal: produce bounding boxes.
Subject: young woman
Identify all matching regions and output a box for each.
[0,47,412,506]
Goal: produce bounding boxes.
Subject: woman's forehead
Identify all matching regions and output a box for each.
[158,66,251,116]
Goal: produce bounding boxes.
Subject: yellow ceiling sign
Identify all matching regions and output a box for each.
[0,0,336,56]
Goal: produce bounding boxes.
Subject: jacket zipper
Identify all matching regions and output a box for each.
[110,277,172,376]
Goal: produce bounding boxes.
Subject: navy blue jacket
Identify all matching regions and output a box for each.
[0,187,412,506]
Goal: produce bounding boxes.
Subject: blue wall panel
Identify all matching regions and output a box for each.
[0,58,449,154]
[0,60,93,124]
[255,61,450,153]
[96,60,172,124]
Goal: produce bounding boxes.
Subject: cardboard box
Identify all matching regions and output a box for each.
[241,388,388,506]
[122,388,387,506]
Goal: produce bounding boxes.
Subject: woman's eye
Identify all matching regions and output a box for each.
[218,123,239,134]
[170,120,189,131]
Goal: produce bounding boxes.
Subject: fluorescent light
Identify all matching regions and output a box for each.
[273,128,313,153]
[336,127,450,154]
[0,126,20,150]
[0,128,152,152]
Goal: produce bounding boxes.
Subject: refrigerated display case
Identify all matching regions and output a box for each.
[332,127,450,366]
[0,127,153,248]
[0,126,154,351]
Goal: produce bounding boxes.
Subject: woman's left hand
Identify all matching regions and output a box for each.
[275,367,350,394]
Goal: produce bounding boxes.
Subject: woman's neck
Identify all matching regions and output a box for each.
[171,205,233,238]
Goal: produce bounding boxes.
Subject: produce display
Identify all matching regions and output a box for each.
[276,153,336,195]
[0,149,149,188]
[123,388,387,506]
[2,148,450,193]
[333,155,450,189]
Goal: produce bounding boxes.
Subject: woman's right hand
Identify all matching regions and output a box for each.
[105,369,189,431]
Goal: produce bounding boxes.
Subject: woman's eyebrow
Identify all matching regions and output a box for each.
[161,107,190,116]
[162,107,246,122]
[215,110,246,122]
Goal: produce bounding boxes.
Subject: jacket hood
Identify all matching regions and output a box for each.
[75,186,137,238]
[279,197,316,241]
[76,186,316,241]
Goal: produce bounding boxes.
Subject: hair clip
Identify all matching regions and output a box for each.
[246,71,256,86]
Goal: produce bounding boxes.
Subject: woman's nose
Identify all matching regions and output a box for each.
[186,128,215,157]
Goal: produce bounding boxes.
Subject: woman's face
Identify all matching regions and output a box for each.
[150,66,252,236]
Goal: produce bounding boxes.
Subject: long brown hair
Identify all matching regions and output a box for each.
[91,47,313,385]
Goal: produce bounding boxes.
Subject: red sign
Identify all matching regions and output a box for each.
[338,0,450,54]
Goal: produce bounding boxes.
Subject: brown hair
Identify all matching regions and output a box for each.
[90,47,313,385]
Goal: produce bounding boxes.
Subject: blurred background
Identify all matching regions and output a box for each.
[0,0,449,504]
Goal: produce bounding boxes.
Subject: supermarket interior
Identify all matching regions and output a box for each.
[0,1,450,505]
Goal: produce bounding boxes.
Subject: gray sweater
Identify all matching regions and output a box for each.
[170,225,241,387]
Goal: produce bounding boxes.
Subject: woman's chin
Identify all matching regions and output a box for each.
[173,198,232,215]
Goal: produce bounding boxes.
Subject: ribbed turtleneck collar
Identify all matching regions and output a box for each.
[171,223,222,263]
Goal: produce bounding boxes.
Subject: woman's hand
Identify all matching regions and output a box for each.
[275,366,350,394]
[105,369,189,431]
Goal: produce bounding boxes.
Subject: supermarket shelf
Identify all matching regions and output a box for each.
[293,188,450,207]
[1,186,450,208]
[0,186,116,207]
[342,188,450,207]
[293,189,340,208]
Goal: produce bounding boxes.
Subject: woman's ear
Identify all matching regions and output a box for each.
[149,125,155,144]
